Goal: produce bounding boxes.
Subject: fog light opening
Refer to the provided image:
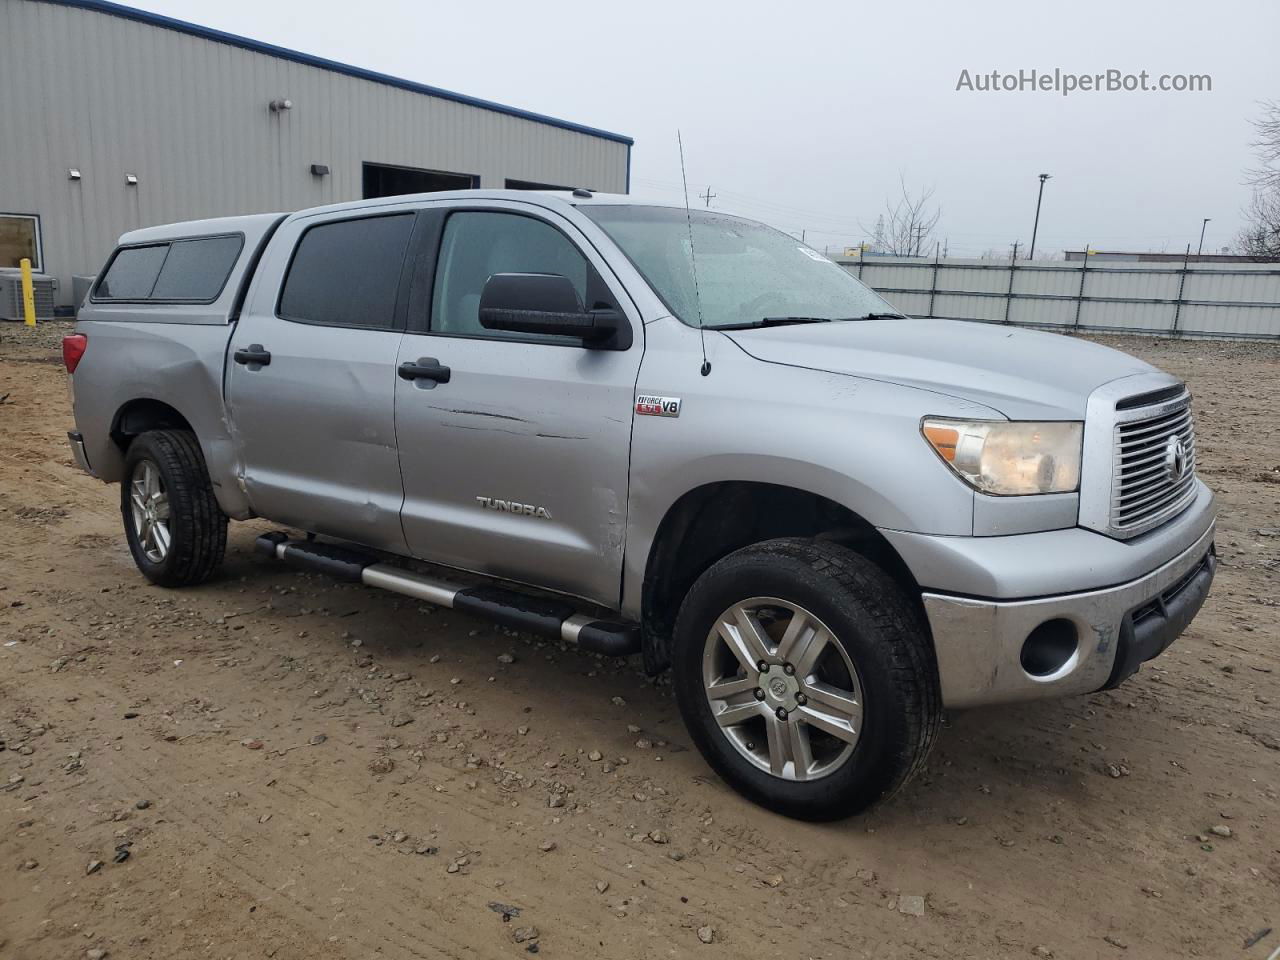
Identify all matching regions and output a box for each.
[1020,618,1079,678]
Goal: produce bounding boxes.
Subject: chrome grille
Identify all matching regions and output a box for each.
[1111,396,1197,536]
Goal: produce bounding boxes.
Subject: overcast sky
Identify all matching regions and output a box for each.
[140,0,1277,257]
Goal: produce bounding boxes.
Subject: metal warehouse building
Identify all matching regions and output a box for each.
[0,0,633,310]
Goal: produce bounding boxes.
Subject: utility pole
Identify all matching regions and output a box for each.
[800,229,806,244]
[1197,217,1211,256]
[1011,240,1020,261]
[1029,173,1051,260]
[698,186,716,207]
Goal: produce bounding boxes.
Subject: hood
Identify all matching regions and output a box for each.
[725,318,1161,420]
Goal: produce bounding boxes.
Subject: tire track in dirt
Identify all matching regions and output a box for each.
[2,669,479,959]
[5,630,975,958]
[95,683,845,957]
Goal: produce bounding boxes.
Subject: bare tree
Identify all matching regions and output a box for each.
[1246,99,1280,193]
[1237,189,1280,260]
[1236,100,1280,259]
[865,177,941,256]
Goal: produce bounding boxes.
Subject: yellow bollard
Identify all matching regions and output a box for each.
[19,257,36,327]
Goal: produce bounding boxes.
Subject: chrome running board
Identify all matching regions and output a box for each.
[254,532,640,657]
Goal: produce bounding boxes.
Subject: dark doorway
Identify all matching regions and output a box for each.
[505,178,573,191]
[362,162,477,199]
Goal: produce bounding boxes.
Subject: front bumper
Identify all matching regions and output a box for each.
[893,484,1217,708]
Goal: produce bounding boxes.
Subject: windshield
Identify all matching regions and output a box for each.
[582,205,900,329]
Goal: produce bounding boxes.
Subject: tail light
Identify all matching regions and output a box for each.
[62,334,88,373]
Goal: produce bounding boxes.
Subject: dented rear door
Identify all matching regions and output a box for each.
[226,206,417,553]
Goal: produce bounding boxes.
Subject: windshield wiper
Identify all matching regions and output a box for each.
[708,316,836,330]
[709,312,907,331]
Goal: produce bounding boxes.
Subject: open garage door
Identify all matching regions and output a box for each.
[362,162,477,199]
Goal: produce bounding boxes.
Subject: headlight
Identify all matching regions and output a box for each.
[921,419,1083,496]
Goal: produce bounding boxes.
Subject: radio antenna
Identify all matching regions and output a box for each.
[677,130,711,376]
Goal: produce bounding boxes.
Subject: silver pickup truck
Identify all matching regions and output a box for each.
[64,189,1216,819]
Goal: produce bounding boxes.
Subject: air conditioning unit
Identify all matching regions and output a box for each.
[0,270,58,321]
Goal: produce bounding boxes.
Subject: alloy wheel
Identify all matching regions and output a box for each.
[129,459,171,563]
[702,596,863,781]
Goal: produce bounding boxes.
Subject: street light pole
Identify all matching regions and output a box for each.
[1029,173,1052,260]
[1197,218,1211,256]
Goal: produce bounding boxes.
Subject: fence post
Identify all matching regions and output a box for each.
[1003,242,1019,324]
[1072,245,1090,330]
[1171,243,1191,336]
[927,243,940,318]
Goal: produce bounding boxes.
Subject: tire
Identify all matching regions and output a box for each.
[671,538,941,820]
[121,430,227,587]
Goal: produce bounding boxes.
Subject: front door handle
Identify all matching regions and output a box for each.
[233,344,272,366]
[398,358,451,384]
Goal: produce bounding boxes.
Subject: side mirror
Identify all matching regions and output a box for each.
[478,273,621,345]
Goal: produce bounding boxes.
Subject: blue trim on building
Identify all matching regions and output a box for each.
[44,0,634,147]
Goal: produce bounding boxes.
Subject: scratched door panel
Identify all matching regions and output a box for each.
[394,336,638,606]
[394,206,643,607]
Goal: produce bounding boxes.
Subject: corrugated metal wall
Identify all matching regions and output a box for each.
[0,0,630,305]
[843,255,1280,340]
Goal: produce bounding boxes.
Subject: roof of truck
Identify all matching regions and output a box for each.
[113,192,698,246]
[279,189,686,221]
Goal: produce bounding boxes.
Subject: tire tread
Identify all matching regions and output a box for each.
[763,538,941,801]
[122,430,227,587]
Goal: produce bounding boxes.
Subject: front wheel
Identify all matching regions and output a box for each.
[121,430,227,587]
[671,538,941,820]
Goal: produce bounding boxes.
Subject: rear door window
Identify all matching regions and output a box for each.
[278,214,415,329]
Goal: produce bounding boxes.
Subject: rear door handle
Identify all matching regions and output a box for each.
[398,358,451,384]
[233,344,272,366]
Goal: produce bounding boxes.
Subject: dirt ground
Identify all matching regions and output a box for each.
[0,322,1277,960]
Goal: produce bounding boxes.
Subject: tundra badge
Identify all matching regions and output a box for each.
[476,497,552,520]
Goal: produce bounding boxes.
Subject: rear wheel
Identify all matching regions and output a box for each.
[121,430,227,586]
[671,538,940,820]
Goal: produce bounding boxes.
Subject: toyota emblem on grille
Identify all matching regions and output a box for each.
[1163,435,1188,482]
